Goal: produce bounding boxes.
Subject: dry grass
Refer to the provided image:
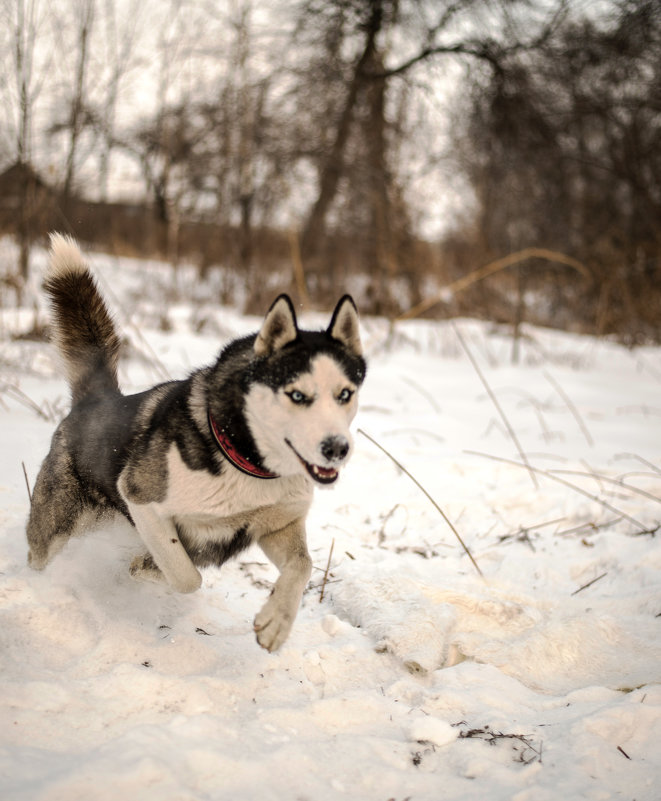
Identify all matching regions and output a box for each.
[358,427,483,578]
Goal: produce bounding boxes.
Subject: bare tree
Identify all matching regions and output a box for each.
[95,0,145,200]
[288,0,569,311]
[0,0,51,283]
[450,0,661,340]
[298,1,390,262]
[61,0,95,203]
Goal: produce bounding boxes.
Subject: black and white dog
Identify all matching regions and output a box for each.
[27,235,366,651]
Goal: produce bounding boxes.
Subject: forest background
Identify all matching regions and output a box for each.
[0,0,659,343]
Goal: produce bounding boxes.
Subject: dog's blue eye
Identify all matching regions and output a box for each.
[337,388,354,404]
[287,390,308,405]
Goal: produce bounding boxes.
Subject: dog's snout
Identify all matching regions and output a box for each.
[320,435,349,463]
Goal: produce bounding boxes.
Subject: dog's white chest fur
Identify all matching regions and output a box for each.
[157,443,313,526]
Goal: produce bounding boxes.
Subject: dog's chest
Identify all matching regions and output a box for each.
[159,444,312,527]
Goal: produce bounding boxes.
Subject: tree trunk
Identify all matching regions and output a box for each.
[365,50,394,314]
[63,0,94,203]
[300,1,384,262]
[16,1,34,287]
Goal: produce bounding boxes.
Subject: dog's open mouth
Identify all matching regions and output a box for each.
[285,439,339,485]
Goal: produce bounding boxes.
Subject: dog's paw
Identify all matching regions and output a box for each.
[129,553,201,593]
[253,595,296,652]
[129,553,166,585]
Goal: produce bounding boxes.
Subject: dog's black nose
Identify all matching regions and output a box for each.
[320,436,349,462]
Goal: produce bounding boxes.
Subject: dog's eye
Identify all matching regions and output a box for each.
[287,389,309,405]
[337,388,354,404]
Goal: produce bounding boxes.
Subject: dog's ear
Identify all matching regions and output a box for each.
[327,295,362,356]
[254,294,298,356]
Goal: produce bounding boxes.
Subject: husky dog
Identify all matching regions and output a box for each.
[26,235,366,651]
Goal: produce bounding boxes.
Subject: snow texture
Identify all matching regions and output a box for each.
[1,240,660,800]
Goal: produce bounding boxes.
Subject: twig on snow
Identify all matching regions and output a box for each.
[400,375,442,414]
[555,517,622,538]
[457,726,543,765]
[1,382,53,421]
[319,538,335,603]
[571,571,608,596]
[466,450,650,534]
[544,370,593,447]
[21,461,32,502]
[614,453,661,475]
[497,516,566,550]
[238,561,274,591]
[453,323,538,489]
[549,468,661,507]
[498,528,537,551]
[378,503,407,544]
[358,428,483,578]
[493,386,559,443]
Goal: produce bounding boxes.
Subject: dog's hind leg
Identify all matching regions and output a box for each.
[253,517,312,652]
[26,446,91,569]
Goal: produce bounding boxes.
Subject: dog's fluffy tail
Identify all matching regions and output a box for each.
[44,234,121,403]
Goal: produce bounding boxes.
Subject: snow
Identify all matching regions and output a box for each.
[1,241,660,800]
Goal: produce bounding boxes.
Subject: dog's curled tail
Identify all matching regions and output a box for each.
[44,234,121,403]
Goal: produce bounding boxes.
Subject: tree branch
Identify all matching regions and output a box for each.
[371,0,571,80]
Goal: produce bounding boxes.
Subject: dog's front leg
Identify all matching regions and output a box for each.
[123,500,202,594]
[254,518,312,652]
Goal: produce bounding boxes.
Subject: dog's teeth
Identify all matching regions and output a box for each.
[312,464,336,477]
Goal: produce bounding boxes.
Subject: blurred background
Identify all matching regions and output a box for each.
[0,0,659,342]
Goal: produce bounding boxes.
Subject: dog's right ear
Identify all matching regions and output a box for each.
[328,294,362,356]
[254,294,299,356]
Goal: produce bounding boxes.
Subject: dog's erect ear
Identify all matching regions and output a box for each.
[254,294,298,356]
[327,295,362,356]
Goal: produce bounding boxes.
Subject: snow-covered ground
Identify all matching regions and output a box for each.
[1,242,660,800]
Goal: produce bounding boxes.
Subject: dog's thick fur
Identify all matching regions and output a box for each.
[26,235,366,651]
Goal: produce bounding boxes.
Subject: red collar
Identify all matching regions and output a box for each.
[208,411,279,479]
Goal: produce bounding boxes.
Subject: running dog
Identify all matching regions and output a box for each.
[26,235,366,651]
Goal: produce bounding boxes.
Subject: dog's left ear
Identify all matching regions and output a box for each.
[254,294,299,356]
[327,295,362,356]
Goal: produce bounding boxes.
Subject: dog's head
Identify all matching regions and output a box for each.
[244,294,366,485]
